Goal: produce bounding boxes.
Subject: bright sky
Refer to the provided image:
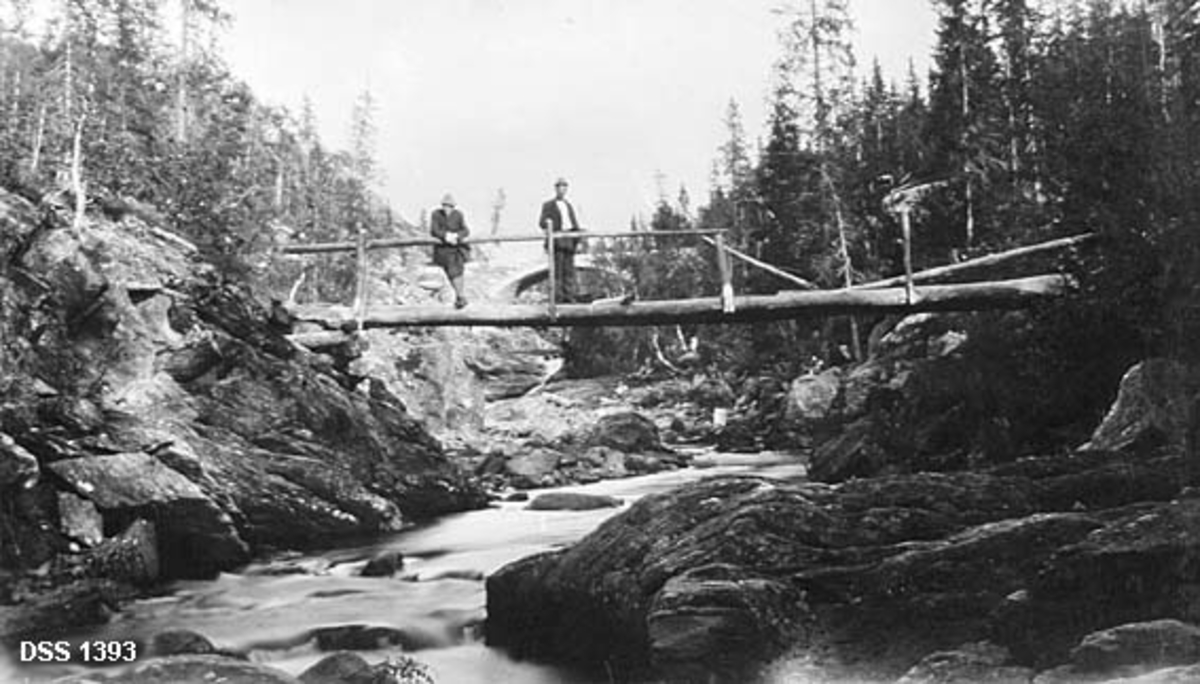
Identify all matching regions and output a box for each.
[222,1,937,235]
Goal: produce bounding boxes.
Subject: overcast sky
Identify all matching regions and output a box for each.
[222,1,937,234]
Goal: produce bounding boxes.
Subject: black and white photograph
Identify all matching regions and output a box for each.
[1,0,1199,682]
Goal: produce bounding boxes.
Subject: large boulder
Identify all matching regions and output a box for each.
[583,411,665,453]
[783,368,842,423]
[48,452,247,578]
[1069,620,1200,674]
[486,450,1195,683]
[1082,358,1195,453]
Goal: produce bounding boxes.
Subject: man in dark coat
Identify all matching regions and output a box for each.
[538,177,583,303]
[431,193,470,308]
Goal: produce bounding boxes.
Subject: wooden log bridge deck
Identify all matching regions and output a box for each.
[279,227,1092,330]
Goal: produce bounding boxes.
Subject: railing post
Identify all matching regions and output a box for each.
[546,231,557,318]
[900,207,915,305]
[715,233,734,313]
[353,222,368,331]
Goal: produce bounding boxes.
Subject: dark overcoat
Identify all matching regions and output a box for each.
[431,207,470,277]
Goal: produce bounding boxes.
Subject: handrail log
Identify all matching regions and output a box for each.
[852,233,1097,291]
[279,228,729,255]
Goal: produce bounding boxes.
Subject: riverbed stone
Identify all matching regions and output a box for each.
[895,641,1034,684]
[312,624,424,652]
[300,651,372,684]
[526,492,622,511]
[1069,620,1200,673]
[151,629,220,656]
[361,549,406,577]
[583,411,664,453]
[52,654,301,683]
[504,447,562,485]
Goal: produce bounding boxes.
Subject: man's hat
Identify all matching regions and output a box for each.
[441,193,456,206]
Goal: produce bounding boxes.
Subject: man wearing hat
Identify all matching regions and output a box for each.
[431,193,470,308]
[538,177,583,303]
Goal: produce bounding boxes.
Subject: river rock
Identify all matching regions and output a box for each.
[783,368,842,423]
[1069,620,1200,674]
[895,641,1035,684]
[526,492,622,511]
[1083,359,1195,453]
[300,652,372,684]
[83,518,159,586]
[58,490,103,546]
[0,432,38,489]
[808,415,889,482]
[463,330,550,401]
[312,624,425,651]
[48,452,248,579]
[583,411,664,453]
[361,549,406,577]
[993,497,1200,669]
[503,447,562,486]
[52,654,300,683]
[0,579,133,643]
[151,629,221,656]
[1098,664,1200,683]
[580,446,628,477]
[300,652,436,684]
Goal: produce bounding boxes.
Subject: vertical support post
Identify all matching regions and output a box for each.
[900,207,915,305]
[716,232,734,313]
[353,222,367,331]
[546,231,558,318]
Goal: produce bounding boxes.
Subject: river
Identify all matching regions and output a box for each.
[12,451,808,684]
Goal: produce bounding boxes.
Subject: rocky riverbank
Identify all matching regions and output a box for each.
[484,313,1200,684]
[0,189,486,650]
[486,426,1199,683]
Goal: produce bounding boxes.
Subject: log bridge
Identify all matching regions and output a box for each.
[279,226,1093,331]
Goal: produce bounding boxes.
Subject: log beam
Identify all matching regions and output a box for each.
[288,274,1073,330]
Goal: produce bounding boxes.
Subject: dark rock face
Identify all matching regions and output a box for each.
[801,312,1152,484]
[486,450,1196,683]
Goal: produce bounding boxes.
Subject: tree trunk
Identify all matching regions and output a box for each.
[289,275,1075,329]
[176,0,190,143]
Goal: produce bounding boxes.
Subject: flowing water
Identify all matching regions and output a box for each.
[9,452,808,684]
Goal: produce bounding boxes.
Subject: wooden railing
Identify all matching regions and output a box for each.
[279,227,736,323]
